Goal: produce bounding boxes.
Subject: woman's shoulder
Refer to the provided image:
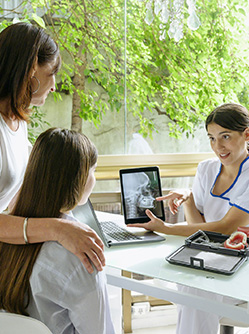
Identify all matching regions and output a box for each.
[0,115,27,137]
[240,156,249,173]
[197,157,220,172]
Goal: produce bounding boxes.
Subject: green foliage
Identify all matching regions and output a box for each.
[28,107,50,145]
[31,13,45,28]
[1,0,249,138]
[125,0,249,137]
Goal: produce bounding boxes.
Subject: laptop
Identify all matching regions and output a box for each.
[72,166,165,247]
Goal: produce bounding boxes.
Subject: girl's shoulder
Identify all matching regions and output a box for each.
[35,240,86,286]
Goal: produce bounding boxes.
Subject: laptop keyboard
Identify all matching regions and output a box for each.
[100,221,141,241]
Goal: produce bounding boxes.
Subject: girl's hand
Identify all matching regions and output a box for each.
[127,209,167,234]
[57,219,105,274]
[156,189,191,215]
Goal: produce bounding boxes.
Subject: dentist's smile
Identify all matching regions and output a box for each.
[219,152,230,159]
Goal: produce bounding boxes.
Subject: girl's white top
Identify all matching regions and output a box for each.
[0,114,30,212]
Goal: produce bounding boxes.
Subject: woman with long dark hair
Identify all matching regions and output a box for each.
[0,22,104,273]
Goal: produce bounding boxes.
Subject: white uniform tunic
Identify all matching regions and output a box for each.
[0,114,29,212]
[177,157,249,334]
[193,156,249,222]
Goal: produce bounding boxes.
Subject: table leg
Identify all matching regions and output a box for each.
[122,270,132,333]
[220,325,234,334]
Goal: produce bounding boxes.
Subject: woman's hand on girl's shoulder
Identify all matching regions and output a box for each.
[57,218,105,274]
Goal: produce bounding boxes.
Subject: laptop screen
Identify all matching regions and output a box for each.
[119,166,165,224]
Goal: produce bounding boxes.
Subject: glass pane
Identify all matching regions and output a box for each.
[125,0,209,155]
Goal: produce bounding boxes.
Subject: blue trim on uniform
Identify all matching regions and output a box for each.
[222,156,249,196]
[230,203,249,214]
[210,193,230,201]
[210,163,222,196]
[210,156,249,200]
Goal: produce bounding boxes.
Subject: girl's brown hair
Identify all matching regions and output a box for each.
[0,128,97,315]
[0,22,60,120]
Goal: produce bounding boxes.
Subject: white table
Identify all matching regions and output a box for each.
[96,211,249,324]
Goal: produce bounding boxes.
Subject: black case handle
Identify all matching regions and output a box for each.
[190,257,204,269]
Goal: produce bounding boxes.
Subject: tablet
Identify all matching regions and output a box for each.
[119,166,165,224]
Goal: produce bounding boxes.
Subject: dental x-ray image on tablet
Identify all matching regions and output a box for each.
[119,166,165,224]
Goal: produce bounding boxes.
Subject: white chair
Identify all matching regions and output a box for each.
[0,312,53,334]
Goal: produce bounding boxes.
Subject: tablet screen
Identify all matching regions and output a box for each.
[119,166,165,224]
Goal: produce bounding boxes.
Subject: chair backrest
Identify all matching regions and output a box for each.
[0,312,53,334]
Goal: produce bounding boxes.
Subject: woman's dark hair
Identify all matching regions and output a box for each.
[0,22,61,120]
[206,103,249,132]
[0,128,97,315]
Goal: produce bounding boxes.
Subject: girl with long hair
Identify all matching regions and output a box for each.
[0,128,115,334]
